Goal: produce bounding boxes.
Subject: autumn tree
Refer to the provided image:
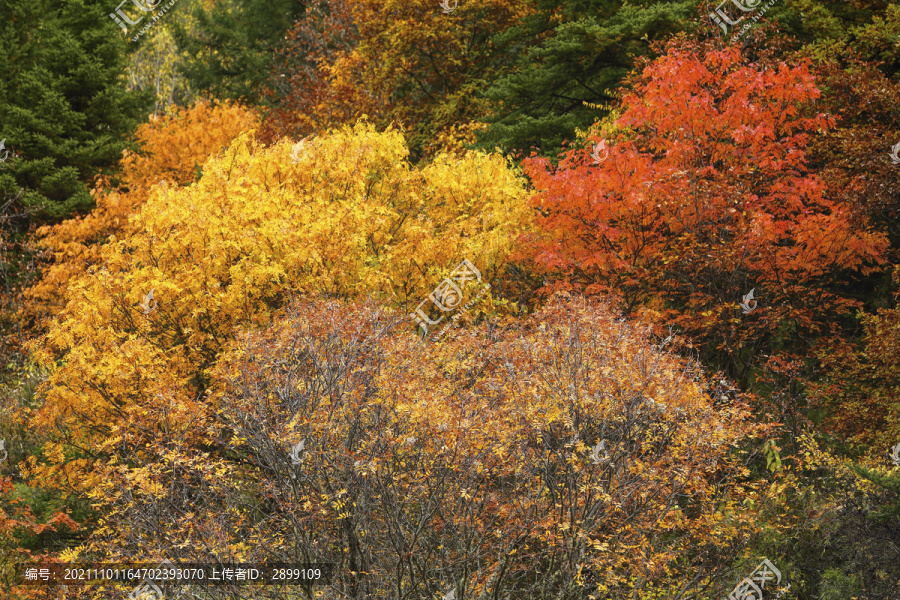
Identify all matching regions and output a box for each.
[18,121,530,597]
[22,123,530,559]
[264,0,535,160]
[26,100,257,325]
[62,295,779,600]
[260,0,372,145]
[521,39,887,418]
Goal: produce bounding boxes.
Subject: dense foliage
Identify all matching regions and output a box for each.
[263,0,535,160]
[171,0,308,103]
[5,1,900,598]
[521,40,887,392]
[26,121,530,498]
[0,0,151,221]
[476,0,698,158]
[26,100,257,325]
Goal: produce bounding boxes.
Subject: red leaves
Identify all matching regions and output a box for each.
[521,39,887,385]
[1,476,79,598]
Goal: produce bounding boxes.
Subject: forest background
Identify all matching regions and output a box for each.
[2,0,900,598]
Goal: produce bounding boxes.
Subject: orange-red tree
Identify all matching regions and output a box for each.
[521,39,888,404]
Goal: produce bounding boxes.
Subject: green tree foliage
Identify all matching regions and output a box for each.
[124,0,206,114]
[850,463,900,521]
[757,0,899,63]
[0,0,151,221]
[475,0,697,158]
[170,0,307,104]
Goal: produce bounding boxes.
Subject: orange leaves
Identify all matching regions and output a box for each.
[28,101,257,324]
[521,39,888,386]
[203,295,760,596]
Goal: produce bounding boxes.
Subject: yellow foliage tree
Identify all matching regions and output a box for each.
[26,100,257,323]
[25,122,532,506]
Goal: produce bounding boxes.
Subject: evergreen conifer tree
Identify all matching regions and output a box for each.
[475,0,696,158]
[0,0,151,221]
[170,0,307,103]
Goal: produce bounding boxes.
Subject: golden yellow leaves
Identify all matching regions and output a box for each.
[26,123,534,562]
[57,545,85,562]
[28,101,257,323]
[125,466,166,499]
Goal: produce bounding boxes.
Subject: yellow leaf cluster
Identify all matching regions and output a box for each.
[27,100,257,323]
[28,122,531,500]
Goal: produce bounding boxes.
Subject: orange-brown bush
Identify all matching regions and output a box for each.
[68,295,778,599]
